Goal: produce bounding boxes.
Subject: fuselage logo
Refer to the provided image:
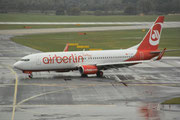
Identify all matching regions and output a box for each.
[42,54,84,64]
[149,23,161,46]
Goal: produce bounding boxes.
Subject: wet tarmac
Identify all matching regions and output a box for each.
[0,35,180,120]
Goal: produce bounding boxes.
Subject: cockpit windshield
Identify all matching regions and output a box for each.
[21,59,30,61]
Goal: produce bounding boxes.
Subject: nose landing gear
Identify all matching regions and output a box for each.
[28,73,33,79]
[23,71,33,79]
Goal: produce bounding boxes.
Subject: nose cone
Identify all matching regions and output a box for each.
[13,61,22,70]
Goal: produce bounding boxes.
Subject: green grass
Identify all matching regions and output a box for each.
[162,97,180,104]
[0,24,128,30]
[12,28,180,56]
[0,13,180,22]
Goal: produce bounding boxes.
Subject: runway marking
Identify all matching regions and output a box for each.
[7,66,19,120]
[16,81,180,106]
[16,83,112,106]
[17,86,79,105]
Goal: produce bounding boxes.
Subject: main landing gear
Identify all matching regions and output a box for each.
[96,71,103,77]
[80,71,103,78]
[81,74,88,77]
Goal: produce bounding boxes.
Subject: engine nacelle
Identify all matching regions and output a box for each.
[79,65,98,74]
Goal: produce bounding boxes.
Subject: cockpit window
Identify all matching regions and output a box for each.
[21,59,30,61]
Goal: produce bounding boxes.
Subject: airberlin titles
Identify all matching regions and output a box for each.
[42,54,84,64]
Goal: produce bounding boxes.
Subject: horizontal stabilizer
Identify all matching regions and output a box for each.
[150,51,161,54]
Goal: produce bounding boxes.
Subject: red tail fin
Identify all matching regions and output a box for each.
[137,16,164,50]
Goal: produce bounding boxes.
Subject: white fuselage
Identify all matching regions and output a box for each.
[14,49,137,71]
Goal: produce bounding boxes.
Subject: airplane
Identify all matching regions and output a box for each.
[14,16,166,78]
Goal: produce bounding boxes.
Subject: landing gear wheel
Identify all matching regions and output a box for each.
[28,74,33,79]
[81,74,88,77]
[96,71,103,77]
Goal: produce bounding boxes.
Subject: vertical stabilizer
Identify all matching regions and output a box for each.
[137,16,164,50]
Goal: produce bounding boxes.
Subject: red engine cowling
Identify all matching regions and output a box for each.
[79,65,98,74]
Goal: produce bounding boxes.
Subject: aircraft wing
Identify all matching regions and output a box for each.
[96,60,152,69]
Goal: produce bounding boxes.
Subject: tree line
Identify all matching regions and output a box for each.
[0,0,180,15]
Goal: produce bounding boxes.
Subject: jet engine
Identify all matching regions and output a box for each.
[79,65,98,75]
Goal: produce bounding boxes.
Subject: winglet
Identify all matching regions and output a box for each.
[63,43,69,52]
[156,48,166,60]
